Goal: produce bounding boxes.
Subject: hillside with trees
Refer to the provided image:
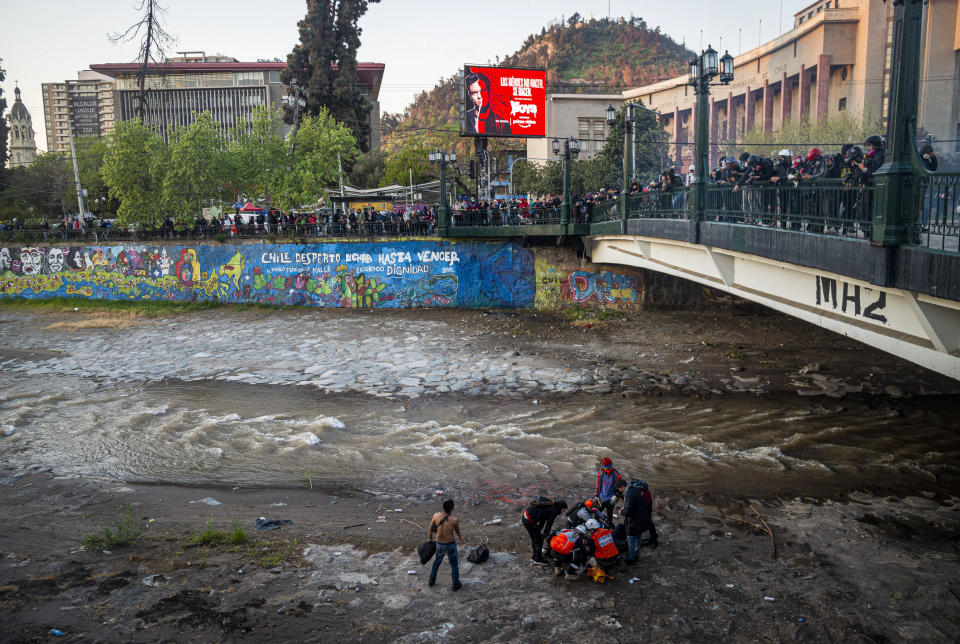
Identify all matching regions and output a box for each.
[377,15,693,160]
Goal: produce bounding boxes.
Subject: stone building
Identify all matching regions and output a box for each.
[6,86,38,168]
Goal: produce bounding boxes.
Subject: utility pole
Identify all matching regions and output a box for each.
[337,152,346,215]
[66,117,93,241]
[284,79,307,170]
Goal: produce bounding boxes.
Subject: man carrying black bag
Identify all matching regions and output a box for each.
[521,497,567,564]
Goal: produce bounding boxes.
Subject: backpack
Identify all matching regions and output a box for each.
[467,544,489,564]
[528,496,552,510]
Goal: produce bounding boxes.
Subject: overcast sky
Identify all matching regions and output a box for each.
[2,0,811,152]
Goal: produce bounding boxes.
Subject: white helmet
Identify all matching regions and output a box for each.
[584,519,601,530]
[575,524,588,535]
[689,164,695,172]
[778,149,793,158]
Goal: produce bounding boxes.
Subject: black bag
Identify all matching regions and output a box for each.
[467,544,489,564]
[418,540,436,565]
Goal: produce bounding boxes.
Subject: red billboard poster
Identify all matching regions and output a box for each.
[461,65,546,138]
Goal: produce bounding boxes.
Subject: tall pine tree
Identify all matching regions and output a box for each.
[283,0,379,152]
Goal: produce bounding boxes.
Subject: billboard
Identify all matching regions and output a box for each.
[70,95,100,136]
[461,65,546,138]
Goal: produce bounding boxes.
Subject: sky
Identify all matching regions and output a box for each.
[2,0,812,152]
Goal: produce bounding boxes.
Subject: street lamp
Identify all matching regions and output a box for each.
[429,148,456,234]
[555,137,580,227]
[688,43,734,228]
[610,100,661,228]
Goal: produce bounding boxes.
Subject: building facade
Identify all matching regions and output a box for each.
[89,53,385,149]
[41,71,117,154]
[526,93,621,163]
[621,0,960,168]
[6,86,38,168]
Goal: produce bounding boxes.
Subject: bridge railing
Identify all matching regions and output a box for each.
[628,187,690,219]
[589,198,621,223]
[451,206,562,227]
[704,181,874,237]
[916,172,960,252]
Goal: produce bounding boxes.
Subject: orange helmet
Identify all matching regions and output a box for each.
[584,500,594,509]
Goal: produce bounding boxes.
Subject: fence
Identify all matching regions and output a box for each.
[704,181,874,237]
[916,172,960,252]
[627,187,690,220]
[451,206,562,227]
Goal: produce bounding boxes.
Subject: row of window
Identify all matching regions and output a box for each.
[114,70,282,91]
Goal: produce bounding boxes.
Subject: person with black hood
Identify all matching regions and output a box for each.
[521,497,567,564]
[619,479,657,564]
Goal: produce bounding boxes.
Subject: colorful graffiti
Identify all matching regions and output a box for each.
[534,256,642,310]
[0,242,535,309]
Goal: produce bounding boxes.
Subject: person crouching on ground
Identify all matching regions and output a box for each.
[619,479,657,564]
[596,457,624,525]
[548,524,591,580]
[428,499,463,591]
[567,497,606,529]
[583,518,620,573]
[521,497,567,564]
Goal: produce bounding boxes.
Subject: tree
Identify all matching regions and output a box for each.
[349,150,386,188]
[162,111,224,226]
[101,119,169,228]
[109,0,176,120]
[279,107,357,210]
[283,0,380,151]
[26,153,74,217]
[73,136,117,215]
[224,105,287,208]
[380,146,436,187]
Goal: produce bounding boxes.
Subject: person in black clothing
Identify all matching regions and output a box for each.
[521,498,567,563]
[918,143,938,172]
[619,479,656,564]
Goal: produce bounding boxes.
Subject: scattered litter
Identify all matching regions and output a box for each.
[394,508,403,513]
[72,307,78,312]
[255,517,293,531]
[190,497,222,506]
[597,615,622,630]
[270,502,288,507]
[232,486,240,490]
[725,584,735,588]
[377,516,386,520]
[532,400,539,405]
[482,519,502,526]
[2,425,14,436]
[237,569,244,575]
[798,618,805,623]
[50,629,65,637]
[102,550,111,555]
[628,577,640,584]
[764,596,776,602]
[435,490,444,496]
[333,552,342,556]
[142,574,169,587]
[407,570,417,575]
[680,356,695,363]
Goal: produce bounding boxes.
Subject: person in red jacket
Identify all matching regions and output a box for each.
[548,525,590,580]
[595,458,624,525]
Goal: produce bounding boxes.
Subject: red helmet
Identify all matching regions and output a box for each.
[806,147,821,161]
[601,457,613,467]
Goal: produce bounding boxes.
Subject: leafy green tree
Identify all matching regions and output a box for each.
[101,119,169,228]
[283,0,380,151]
[279,107,357,209]
[349,150,386,188]
[224,105,288,208]
[73,136,117,215]
[27,153,73,217]
[380,145,436,187]
[162,111,225,226]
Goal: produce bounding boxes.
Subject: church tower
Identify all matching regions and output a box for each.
[7,86,38,168]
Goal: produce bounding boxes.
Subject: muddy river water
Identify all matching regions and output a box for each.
[1,307,959,500]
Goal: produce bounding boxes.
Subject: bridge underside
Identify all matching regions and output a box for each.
[586,235,960,381]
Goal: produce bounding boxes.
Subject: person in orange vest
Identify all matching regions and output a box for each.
[547,524,591,580]
[583,518,620,573]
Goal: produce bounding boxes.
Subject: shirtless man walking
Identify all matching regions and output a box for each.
[427,499,463,591]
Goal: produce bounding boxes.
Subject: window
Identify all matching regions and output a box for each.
[757,60,760,73]
[233,71,263,86]
[841,67,848,81]
[268,71,281,83]
[793,42,797,57]
[838,98,846,111]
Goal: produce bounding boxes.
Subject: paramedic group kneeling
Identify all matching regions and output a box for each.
[423,458,656,588]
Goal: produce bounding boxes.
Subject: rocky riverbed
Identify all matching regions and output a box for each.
[1,302,959,642]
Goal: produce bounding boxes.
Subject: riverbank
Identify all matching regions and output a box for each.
[1,469,958,642]
[2,303,959,641]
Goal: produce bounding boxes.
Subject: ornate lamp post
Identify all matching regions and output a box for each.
[688,46,734,227]
[429,148,456,234]
[608,100,662,229]
[553,136,580,226]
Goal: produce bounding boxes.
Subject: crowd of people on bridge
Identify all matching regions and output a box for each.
[194,205,437,239]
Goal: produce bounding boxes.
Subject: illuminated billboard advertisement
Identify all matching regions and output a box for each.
[461,65,546,138]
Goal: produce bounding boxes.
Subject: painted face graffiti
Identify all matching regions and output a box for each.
[19,248,44,275]
[65,248,86,272]
[0,248,11,273]
[45,248,66,273]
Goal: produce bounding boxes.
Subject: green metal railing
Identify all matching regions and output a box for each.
[627,187,690,220]
[451,206,561,227]
[915,172,960,253]
[590,198,621,223]
[705,181,874,237]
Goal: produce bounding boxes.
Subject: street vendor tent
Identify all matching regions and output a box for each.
[239,202,263,212]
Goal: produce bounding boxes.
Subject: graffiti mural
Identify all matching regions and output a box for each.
[0,241,535,309]
[534,255,643,310]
